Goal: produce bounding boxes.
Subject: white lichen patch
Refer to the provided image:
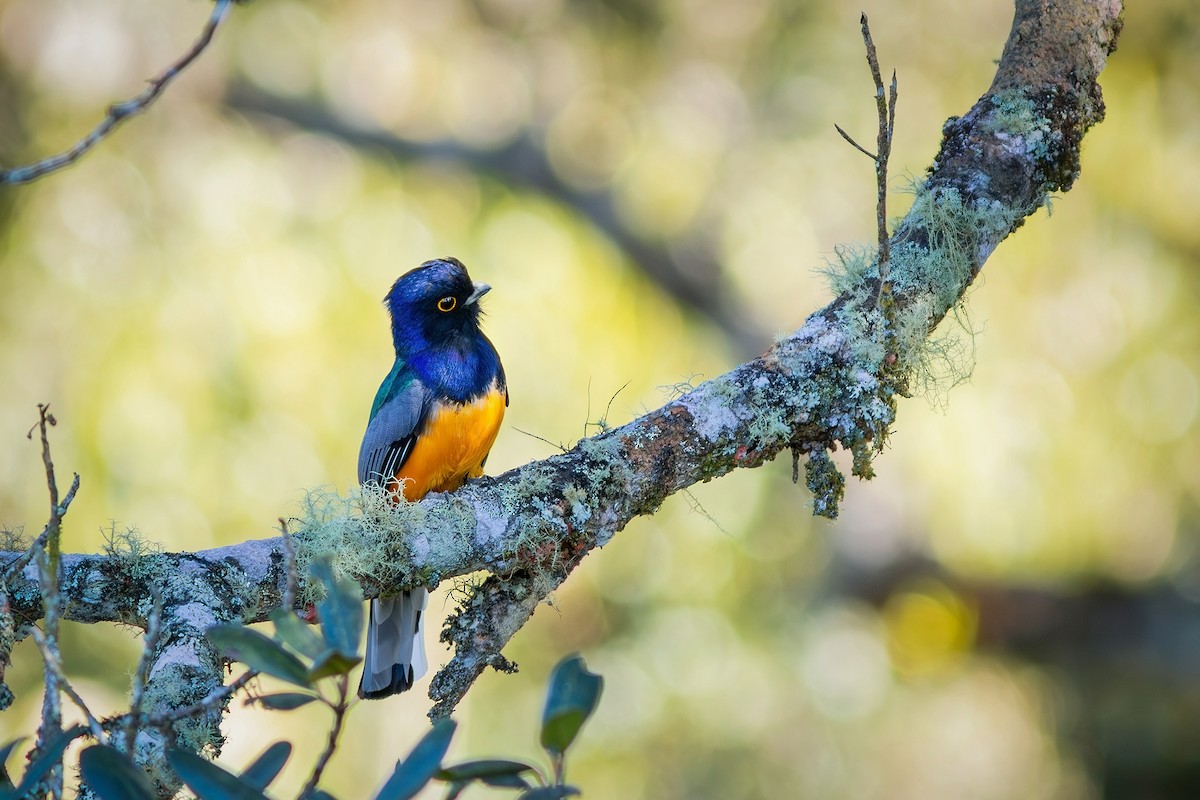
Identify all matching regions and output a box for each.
[149,641,204,674]
[677,378,751,441]
[174,601,219,631]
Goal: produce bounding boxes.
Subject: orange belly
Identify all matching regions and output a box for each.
[388,384,506,501]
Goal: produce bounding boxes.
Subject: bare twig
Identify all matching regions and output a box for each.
[860,12,895,278]
[1,468,79,585]
[511,427,570,454]
[33,548,63,799]
[834,14,899,297]
[125,591,164,755]
[31,628,107,745]
[31,405,68,800]
[300,674,351,798]
[1,530,47,586]
[0,0,234,185]
[30,404,60,522]
[108,670,255,734]
[833,123,877,160]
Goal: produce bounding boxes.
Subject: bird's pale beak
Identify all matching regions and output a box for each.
[466,282,492,305]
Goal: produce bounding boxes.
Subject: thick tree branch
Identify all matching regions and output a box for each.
[0,0,1123,781]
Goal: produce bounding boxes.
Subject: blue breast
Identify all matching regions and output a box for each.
[408,334,504,403]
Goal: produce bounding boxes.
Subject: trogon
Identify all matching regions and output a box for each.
[357,257,507,699]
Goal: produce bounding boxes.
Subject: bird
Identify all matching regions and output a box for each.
[357,257,507,699]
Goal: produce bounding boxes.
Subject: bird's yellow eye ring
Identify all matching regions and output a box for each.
[437,296,457,313]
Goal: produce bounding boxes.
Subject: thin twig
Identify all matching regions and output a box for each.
[300,674,351,798]
[833,123,877,160]
[1,529,47,585]
[888,70,898,148]
[834,15,898,313]
[31,404,60,522]
[110,670,255,733]
[0,0,234,185]
[33,552,64,800]
[859,13,893,278]
[31,628,107,744]
[31,405,66,800]
[125,590,164,755]
[511,427,570,454]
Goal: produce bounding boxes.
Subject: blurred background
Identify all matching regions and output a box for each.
[0,0,1197,797]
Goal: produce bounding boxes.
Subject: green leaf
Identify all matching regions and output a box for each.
[0,737,25,789]
[310,557,364,658]
[306,648,363,682]
[14,725,85,797]
[374,718,457,800]
[309,791,339,800]
[540,655,603,758]
[240,741,292,792]
[519,787,580,800]
[167,748,270,800]
[78,744,156,800]
[207,624,311,687]
[436,759,538,789]
[270,608,326,660]
[258,692,318,711]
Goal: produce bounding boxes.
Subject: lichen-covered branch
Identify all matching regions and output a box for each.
[0,0,1123,782]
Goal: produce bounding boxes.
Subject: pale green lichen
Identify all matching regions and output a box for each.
[819,182,1016,406]
[984,89,1053,158]
[0,526,25,552]
[101,523,162,584]
[801,178,1021,514]
[818,243,875,297]
[804,449,845,518]
[291,484,447,600]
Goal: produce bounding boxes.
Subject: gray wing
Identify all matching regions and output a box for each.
[357,377,431,486]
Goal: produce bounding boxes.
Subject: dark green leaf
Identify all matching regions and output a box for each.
[15,725,85,796]
[306,648,363,682]
[167,748,270,800]
[78,744,156,800]
[270,608,326,660]
[207,624,311,687]
[374,718,457,800]
[436,759,538,789]
[443,781,469,800]
[0,737,24,790]
[258,692,318,711]
[240,741,292,791]
[540,655,603,758]
[310,792,338,800]
[310,557,364,658]
[519,787,580,800]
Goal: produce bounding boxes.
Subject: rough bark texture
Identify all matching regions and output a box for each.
[0,0,1124,794]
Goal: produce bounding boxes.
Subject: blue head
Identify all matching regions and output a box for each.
[385,257,491,357]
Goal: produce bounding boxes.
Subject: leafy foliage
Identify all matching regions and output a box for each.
[201,564,603,798]
[2,538,603,799]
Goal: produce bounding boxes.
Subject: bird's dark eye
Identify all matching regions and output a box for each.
[437,296,457,312]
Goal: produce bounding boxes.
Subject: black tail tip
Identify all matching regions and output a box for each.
[358,663,416,700]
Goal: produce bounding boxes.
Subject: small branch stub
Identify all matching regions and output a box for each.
[834,14,899,305]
